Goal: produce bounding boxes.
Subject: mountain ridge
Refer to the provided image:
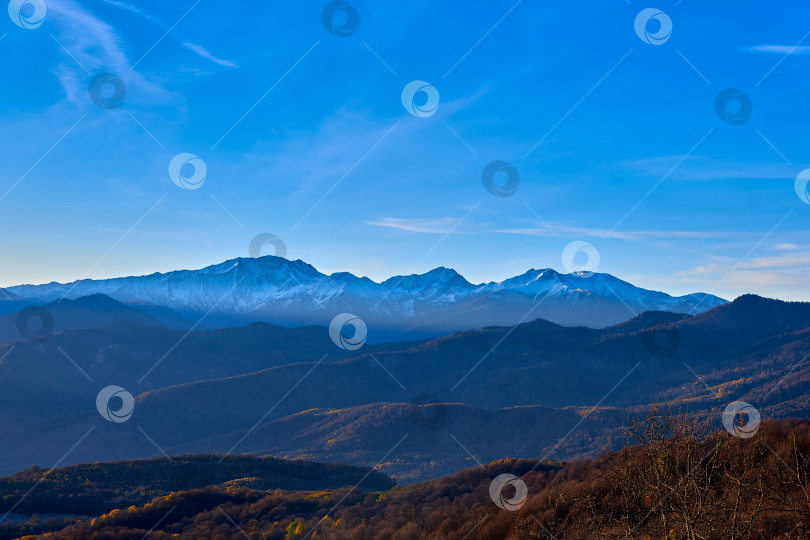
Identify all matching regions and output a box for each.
[5,256,728,338]
[0,293,804,482]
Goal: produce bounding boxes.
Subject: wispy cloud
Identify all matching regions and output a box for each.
[366,217,466,234]
[495,226,733,241]
[743,45,810,55]
[99,0,157,22]
[241,87,494,202]
[619,155,799,182]
[50,0,132,73]
[99,0,237,68]
[678,251,810,299]
[738,254,810,270]
[182,42,238,68]
[48,0,134,101]
[367,218,733,241]
[48,0,168,104]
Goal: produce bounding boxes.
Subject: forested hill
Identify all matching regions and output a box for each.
[0,454,393,520]
[6,416,810,539]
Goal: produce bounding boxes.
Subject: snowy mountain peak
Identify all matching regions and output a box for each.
[382,267,473,291]
[5,256,729,335]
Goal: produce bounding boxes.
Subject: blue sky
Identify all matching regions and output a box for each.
[0,0,809,300]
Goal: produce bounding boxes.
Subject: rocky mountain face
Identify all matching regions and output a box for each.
[5,256,727,338]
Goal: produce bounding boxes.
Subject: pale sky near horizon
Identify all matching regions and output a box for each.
[0,1,809,301]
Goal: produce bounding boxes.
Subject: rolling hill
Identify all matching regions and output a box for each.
[0,294,807,483]
[4,418,810,539]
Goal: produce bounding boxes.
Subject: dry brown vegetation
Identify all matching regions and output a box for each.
[7,408,810,539]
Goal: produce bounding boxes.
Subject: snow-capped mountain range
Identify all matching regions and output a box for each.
[6,256,727,339]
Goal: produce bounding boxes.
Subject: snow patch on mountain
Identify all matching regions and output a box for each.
[6,256,728,331]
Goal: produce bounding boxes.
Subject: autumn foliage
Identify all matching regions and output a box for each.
[7,410,810,539]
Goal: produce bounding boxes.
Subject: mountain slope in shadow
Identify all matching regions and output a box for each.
[0,295,806,482]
